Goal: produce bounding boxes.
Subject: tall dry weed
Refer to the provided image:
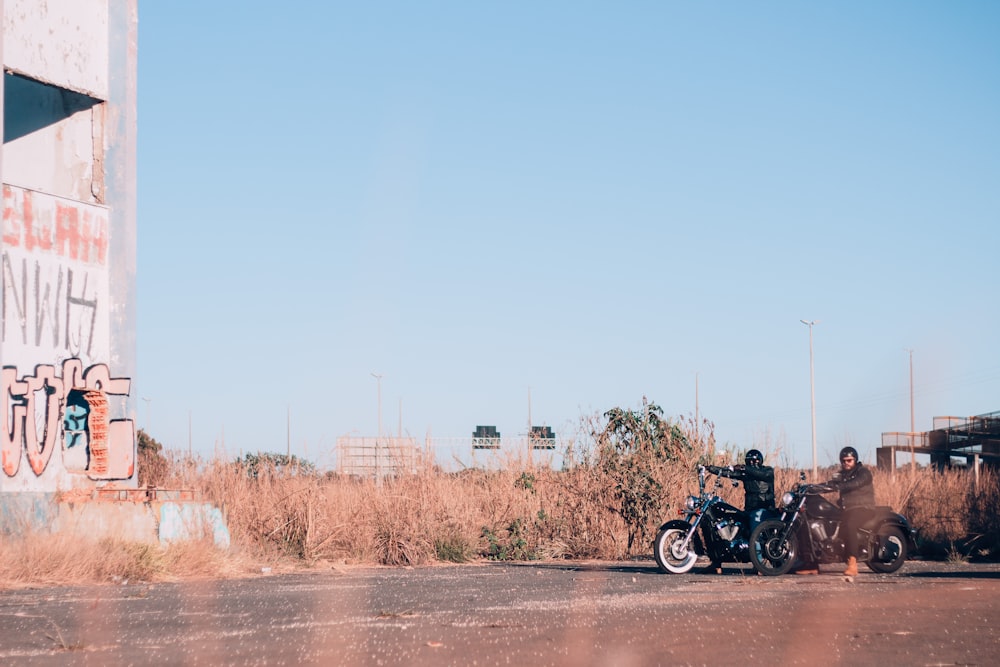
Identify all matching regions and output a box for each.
[194,458,343,562]
[892,465,1000,558]
[966,466,1000,556]
[0,532,99,587]
[15,428,984,586]
[0,531,242,589]
[894,467,972,556]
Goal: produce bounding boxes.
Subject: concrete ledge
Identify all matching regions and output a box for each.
[0,492,230,548]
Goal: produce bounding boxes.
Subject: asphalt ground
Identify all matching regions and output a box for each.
[0,558,997,666]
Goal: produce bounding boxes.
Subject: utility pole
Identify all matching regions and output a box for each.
[371,373,383,483]
[528,386,532,435]
[141,397,151,434]
[906,348,915,472]
[694,372,699,439]
[801,320,819,479]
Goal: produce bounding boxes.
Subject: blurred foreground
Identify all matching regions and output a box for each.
[0,559,997,665]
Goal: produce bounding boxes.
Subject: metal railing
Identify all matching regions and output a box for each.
[880,411,1000,469]
[880,432,930,449]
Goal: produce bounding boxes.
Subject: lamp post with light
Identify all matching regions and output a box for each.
[801,319,819,479]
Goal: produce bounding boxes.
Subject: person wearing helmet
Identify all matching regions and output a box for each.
[708,449,775,516]
[704,449,775,573]
[828,446,875,577]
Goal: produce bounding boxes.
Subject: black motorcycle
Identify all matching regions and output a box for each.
[653,465,768,574]
[749,473,918,576]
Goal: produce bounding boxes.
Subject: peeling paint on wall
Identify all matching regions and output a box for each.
[2,1,138,495]
[1,185,132,491]
[3,0,110,99]
[160,503,232,549]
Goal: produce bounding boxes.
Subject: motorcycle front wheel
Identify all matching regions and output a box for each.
[750,520,797,576]
[653,526,698,574]
[866,525,907,573]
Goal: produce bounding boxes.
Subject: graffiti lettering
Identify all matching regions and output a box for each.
[2,185,108,266]
[2,360,132,479]
[2,253,100,356]
[66,267,99,358]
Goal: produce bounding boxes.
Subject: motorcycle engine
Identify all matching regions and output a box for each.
[809,521,828,542]
[716,520,740,542]
[809,520,828,542]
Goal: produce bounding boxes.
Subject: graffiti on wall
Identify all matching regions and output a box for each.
[2,184,108,360]
[2,359,133,480]
[2,184,130,485]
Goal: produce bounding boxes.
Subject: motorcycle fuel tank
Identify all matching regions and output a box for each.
[805,494,842,520]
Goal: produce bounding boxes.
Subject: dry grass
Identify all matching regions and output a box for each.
[1,419,997,588]
[0,532,257,589]
[894,465,1000,558]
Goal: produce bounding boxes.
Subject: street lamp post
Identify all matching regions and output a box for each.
[371,372,383,483]
[801,319,819,479]
[905,348,915,472]
[141,397,152,434]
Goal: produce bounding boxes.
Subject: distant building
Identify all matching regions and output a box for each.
[879,411,1000,470]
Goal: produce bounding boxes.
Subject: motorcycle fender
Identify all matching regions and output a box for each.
[873,516,919,552]
[657,519,705,556]
[891,514,920,551]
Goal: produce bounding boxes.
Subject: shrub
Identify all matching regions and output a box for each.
[593,399,693,553]
[137,429,169,487]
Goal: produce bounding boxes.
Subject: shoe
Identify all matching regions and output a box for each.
[793,568,819,575]
[700,562,723,574]
[843,556,858,577]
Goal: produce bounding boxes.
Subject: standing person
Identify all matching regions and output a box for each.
[705,449,775,573]
[828,446,875,577]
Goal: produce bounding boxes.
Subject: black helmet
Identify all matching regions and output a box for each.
[745,449,764,466]
[839,446,859,462]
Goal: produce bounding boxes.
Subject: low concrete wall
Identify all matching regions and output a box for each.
[0,493,230,548]
[158,502,230,548]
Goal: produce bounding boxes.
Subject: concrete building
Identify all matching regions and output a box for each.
[879,411,1000,471]
[1,0,138,493]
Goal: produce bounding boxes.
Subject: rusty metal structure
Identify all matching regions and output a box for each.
[878,411,1000,470]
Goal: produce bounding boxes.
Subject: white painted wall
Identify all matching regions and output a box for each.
[1,0,136,493]
[4,108,101,202]
[3,0,109,97]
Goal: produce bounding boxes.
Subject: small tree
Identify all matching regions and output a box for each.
[137,428,169,487]
[235,452,316,478]
[596,398,690,553]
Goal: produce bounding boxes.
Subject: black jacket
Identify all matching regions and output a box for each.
[710,464,775,512]
[831,463,875,509]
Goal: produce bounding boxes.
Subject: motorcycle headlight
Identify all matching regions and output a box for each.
[782,492,794,507]
[685,496,697,511]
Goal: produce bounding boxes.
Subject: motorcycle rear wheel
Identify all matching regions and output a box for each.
[866,525,907,573]
[750,520,797,576]
[653,526,698,574]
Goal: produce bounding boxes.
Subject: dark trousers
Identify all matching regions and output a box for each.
[841,507,876,558]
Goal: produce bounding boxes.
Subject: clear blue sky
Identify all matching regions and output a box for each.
[136,2,1000,469]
